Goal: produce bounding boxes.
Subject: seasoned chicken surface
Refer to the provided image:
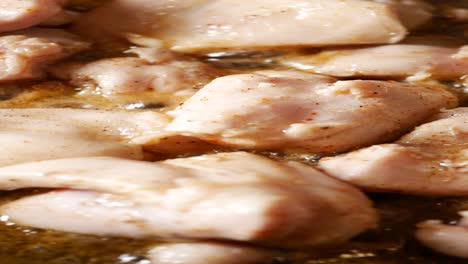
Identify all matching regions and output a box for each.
[51,47,220,95]
[0,132,143,166]
[73,0,408,52]
[399,108,468,145]
[0,0,465,262]
[319,108,468,196]
[0,108,174,165]
[281,44,468,80]
[147,242,277,264]
[0,0,66,32]
[0,28,89,81]
[0,152,377,248]
[167,71,458,153]
[0,108,169,142]
[416,212,468,259]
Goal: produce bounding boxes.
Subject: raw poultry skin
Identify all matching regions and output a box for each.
[0,152,377,248]
[167,70,458,154]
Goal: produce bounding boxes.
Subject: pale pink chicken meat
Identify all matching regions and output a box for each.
[166,70,457,153]
[0,0,67,32]
[0,152,377,248]
[416,212,468,259]
[147,242,277,264]
[72,0,407,52]
[0,108,178,165]
[319,108,468,196]
[281,44,468,80]
[0,131,143,166]
[0,28,89,81]
[51,47,220,95]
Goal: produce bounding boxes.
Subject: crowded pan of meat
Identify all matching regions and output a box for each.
[0,0,466,263]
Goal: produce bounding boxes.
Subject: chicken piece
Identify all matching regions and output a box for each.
[319,108,468,196]
[456,46,468,59]
[398,108,468,145]
[280,44,468,80]
[0,108,174,165]
[0,131,143,166]
[0,108,169,142]
[416,212,468,259]
[166,71,457,154]
[379,0,433,29]
[442,6,468,22]
[147,242,277,264]
[72,0,407,52]
[0,0,67,32]
[51,47,220,95]
[0,28,89,81]
[319,144,468,195]
[0,152,377,248]
[0,108,213,159]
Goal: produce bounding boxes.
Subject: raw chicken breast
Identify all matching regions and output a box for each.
[72,0,407,52]
[147,242,277,264]
[281,44,468,80]
[0,28,89,81]
[167,71,457,153]
[319,108,468,196]
[0,108,214,159]
[0,152,377,248]
[0,0,66,32]
[51,47,220,95]
[416,212,468,259]
[0,108,169,142]
[0,131,143,166]
[399,107,468,145]
[0,108,172,165]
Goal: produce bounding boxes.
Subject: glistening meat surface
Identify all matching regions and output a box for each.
[73,0,408,52]
[167,70,457,153]
[281,44,468,80]
[0,28,89,81]
[0,152,377,248]
[416,212,468,259]
[51,47,220,95]
[319,108,468,196]
[147,242,278,264]
[0,0,67,32]
[0,108,173,165]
